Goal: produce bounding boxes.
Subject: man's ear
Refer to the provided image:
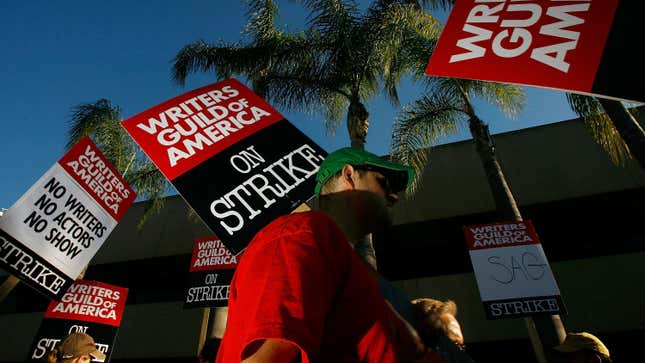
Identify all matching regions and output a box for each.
[340,164,357,189]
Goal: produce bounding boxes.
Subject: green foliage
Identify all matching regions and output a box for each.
[390,93,461,191]
[566,93,632,166]
[67,99,172,229]
[172,0,440,147]
[390,77,526,193]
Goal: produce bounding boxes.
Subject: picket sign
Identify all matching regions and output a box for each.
[121,78,327,254]
[0,137,135,300]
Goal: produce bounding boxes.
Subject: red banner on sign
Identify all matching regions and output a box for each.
[121,79,284,181]
[189,236,239,272]
[426,0,623,99]
[58,136,136,221]
[463,220,540,251]
[44,280,128,327]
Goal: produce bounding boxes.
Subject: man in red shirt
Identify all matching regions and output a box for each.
[216,147,434,362]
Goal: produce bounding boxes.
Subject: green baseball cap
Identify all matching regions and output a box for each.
[314,147,415,195]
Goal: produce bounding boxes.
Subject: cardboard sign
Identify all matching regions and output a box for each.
[426,0,643,103]
[463,220,566,319]
[184,236,239,308]
[27,280,128,363]
[121,79,327,254]
[0,137,136,300]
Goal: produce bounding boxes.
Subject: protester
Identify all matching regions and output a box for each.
[215,147,437,362]
[412,298,477,363]
[45,332,106,363]
[553,332,612,362]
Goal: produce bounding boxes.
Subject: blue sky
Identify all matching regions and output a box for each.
[0,1,577,209]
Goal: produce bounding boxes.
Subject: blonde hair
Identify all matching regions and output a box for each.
[412,298,457,317]
[411,298,459,346]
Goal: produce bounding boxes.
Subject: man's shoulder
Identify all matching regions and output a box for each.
[248,210,346,251]
[238,211,349,268]
[262,210,337,234]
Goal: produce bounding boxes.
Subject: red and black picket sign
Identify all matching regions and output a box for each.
[184,236,239,309]
[122,79,327,254]
[27,280,128,363]
[426,0,642,103]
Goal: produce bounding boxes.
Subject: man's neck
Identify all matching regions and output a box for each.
[354,235,378,270]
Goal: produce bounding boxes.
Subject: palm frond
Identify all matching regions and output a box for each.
[365,2,441,106]
[244,0,281,42]
[421,77,466,107]
[67,99,173,230]
[125,161,172,230]
[258,74,349,116]
[67,99,121,149]
[91,121,137,172]
[136,197,166,231]
[67,99,140,172]
[358,72,380,103]
[466,80,526,118]
[390,94,465,192]
[416,0,454,10]
[320,92,349,136]
[125,162,169,195]
[567,93,632,165]
[172,40,261,85]
[303,0,359,34]
[369,0,454,11]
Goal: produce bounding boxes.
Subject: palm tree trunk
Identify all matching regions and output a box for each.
[0,275,20,303]
[468,115,566,363]
[347,98,369,150]
[468,116,521,221]
[597,98,645,170]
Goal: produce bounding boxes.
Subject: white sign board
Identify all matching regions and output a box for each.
[463,220,566,319]
[0,136,136,300]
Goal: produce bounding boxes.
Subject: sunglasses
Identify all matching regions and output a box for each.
[352,164,402,193]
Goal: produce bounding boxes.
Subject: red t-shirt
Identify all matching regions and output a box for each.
[216,211,418,362]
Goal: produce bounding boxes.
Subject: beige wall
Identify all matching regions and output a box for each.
[1,117,643,361]
[393,119,645,224]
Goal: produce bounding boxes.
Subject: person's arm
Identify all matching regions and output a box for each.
[233,214,346,362]
[242,339,300,363]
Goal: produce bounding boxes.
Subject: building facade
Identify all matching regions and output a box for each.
[1,115,644,362]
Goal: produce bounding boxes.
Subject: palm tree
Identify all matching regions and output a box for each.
[66,99,172,229]
[172,0,441,150]
[389,56,568,363]
[390,77,526,219]
[566,94,645,170]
